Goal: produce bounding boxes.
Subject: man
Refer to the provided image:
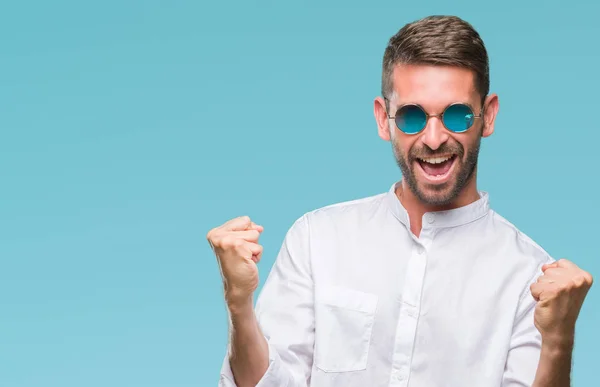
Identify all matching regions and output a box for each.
[207,15,593,387]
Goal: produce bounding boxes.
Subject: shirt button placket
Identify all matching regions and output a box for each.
[393,370,404,382]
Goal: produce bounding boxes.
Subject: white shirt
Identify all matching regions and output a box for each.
[219,182,554,387]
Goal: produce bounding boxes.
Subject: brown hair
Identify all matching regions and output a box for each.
[382,15,489,105]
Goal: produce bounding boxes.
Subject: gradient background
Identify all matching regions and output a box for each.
[1,1,598,386]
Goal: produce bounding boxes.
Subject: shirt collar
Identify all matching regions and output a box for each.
[386,181,490,229]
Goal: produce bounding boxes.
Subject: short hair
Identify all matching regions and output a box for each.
[382,15,489,105]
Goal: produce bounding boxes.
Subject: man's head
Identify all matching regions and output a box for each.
[374,15,499,207]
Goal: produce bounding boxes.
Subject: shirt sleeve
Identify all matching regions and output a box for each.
[502,260,553,386]
[219,215,315,387]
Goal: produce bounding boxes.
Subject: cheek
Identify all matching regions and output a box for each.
[449,134,476,159]
[392,131,417,158]
[393,138,413,161]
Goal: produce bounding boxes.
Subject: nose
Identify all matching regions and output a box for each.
[420,115,449,151]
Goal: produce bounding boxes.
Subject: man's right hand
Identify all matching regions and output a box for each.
[206,216,264,309]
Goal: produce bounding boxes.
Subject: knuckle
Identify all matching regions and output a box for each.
[220,235,234,248]
[232,238,245,248]
[206,228,215,241]
[209,232,224,247]
[573,271,593,288]
[557,283,569,294]
[572,276,585,288]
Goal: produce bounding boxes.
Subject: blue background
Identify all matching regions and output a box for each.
[1,1,598,386]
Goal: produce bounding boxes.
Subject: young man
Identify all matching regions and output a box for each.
[207,15,593,387]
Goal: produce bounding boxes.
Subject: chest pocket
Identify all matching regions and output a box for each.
[314,285,378,373]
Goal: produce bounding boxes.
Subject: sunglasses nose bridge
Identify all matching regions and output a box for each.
[423,113,444,132]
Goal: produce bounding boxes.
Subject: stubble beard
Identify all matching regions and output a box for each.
[392,134,482,207]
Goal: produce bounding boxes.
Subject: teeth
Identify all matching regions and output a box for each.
[419,155,452,164]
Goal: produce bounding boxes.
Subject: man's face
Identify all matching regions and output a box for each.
[376,64,496,207]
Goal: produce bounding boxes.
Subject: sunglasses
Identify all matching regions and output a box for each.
[386,100,484,135]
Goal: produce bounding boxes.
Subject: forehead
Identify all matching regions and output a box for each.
[391,64,478,110]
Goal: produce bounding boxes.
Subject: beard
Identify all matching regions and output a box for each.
[392,133,481,207]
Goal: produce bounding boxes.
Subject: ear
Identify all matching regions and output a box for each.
[482,94,499,138]
[374,96,392,141]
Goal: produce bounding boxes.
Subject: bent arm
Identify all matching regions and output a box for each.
[502,262,575,387]
[531,339,573,387]
[226,301,270,387]
[219,215,315,387]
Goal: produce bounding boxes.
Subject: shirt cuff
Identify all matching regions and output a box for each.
[219,339,290,387]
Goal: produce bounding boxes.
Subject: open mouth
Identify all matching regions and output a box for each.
[415,154,457,182]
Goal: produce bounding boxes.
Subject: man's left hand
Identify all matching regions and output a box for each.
[530,258,593,346]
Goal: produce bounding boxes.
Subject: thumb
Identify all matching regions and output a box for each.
[542,262,559,272]
[250,222,264,233]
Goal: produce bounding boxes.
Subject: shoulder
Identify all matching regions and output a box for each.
[490,210,554,261]
[304,191,388,224]
[487,209,555,289]
[286,190,389,235]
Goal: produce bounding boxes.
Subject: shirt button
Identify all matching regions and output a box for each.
[425,213,435,224]
[393,370,405,381]
[417,246,425,255]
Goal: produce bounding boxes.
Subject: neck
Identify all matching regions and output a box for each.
[397,174,481,237]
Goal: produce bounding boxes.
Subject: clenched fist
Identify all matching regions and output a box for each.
[207,216,264,307]
[530,258,593,345]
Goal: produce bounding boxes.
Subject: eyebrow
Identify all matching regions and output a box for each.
[388,100,480,116]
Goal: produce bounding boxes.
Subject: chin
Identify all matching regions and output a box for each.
[414,180,459,207]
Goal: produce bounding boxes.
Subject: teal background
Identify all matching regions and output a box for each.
[1,1,598,386]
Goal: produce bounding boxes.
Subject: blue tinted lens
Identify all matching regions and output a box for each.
[443,104,475,132]
[395,105,426,134]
